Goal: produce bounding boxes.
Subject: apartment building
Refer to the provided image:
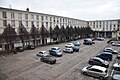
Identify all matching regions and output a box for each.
[89,20,120,38]
[0,7,88,52]
[0,7,87,34]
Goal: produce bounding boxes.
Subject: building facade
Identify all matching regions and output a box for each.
[89,20,120,38]
[0,7,87,34]
[0,7,88,52]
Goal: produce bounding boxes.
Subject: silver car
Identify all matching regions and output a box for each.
[36,51,49,57]
[104,47,118,54]
[63,47,73,53]
[49,47,63,57]
[82,65,108,80]
[113,63,120,71]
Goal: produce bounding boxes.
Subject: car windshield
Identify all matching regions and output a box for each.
[67,43,72,45]
[51,48,56,50]
[57,48,60,50]
[86,65,92,69]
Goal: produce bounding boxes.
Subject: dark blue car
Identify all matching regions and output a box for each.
[95,52,112,61]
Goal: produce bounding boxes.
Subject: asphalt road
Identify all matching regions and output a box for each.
[0,39,119,80]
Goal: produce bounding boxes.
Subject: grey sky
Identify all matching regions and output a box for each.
[0,0,120,20]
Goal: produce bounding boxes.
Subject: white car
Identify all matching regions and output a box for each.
[104,47,118,54]
[63,47,73,53]
[82,65,108,80]
[112,42,120,46]
[65,43,80,52]
[65,43,74,48]
[37,51,49,57]
[113,63,120,71]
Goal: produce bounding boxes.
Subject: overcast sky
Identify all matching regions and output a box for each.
[0,0,120,20]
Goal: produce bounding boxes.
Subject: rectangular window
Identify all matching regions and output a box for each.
[36,15,39,20]
[2,11,7,18]
[41,16,44,21]
[50,17,52,21]
[31,21,34,25]
[11,12,15,19]
[63,18,64,22]
[3,20,7,27]
[36,22,39,29]
[54,17,56,22]
[60,18,62,22]
[25,14,28,20]
[26,21,28,28]
[11,20,15,27]
[19,21,22,26]
[18,13,22,20]
[114,25,116,30]
[31,14,34,20]
[46,16,48,21]
[42,22,44,26]
[50,22,52,27]
[46,22,48,29]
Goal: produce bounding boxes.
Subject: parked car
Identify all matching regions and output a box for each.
[117,54,120,59]
[83,38,93,45]
[26,45,35,50]
[103,47,118,54]
[36,51,49,57]
[82,65,108,80]
[65,43,79,52]
[95,37,105,41]
[88,57,109,68]
[49,47,63,57]
[40,55,56,64]
[63,47,73,53]
[95,52,112,61]
[15,46,24,52]
[113,63,120,71]
[71,40,81,46]
[112,74,120,80]
[112,42,120,46]
[65,43,74,48]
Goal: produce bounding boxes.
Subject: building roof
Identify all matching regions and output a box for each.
[0,7,86,22]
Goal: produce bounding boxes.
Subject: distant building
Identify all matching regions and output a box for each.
[89,20,120,38]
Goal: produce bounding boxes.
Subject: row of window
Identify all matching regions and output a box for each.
[91,24,119,31]
[3,20,80,30]
[2,11,82,24]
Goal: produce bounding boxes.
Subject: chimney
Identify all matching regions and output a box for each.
[26,8,29,11]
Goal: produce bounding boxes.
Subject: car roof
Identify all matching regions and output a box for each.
[113,74,120,79]
[64,47,72,49]
[91,65,107,72]
[104,47,113,50]
[67,43,74,44]
[100,52,112,54]
[91,57,104,61]
[39,51,46,53]
[51,47,60,49]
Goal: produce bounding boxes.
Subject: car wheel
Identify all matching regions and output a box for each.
[77,50,79,52]
[40,58,43,61]
[115,67,119,71]
[83,72,87,75]
[99,76,104,80]
[88,61,92,65]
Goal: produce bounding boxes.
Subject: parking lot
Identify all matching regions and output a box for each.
[0,39,119,80]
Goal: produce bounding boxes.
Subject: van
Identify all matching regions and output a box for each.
[95,52,112,61]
